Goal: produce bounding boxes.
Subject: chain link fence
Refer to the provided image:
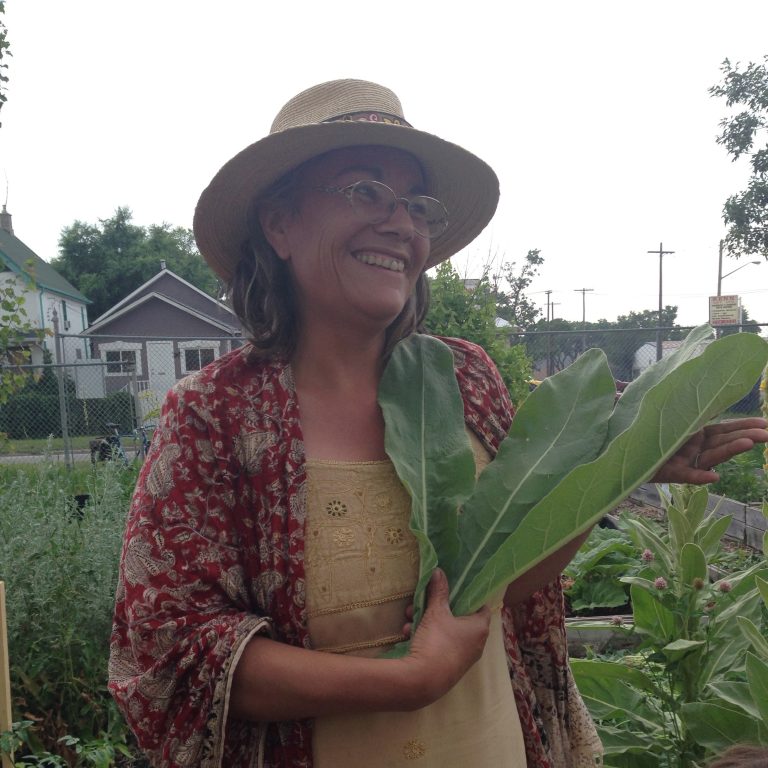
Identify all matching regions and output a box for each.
[1,325,765,464]
[511,323,767,384]
[0,333,242,464]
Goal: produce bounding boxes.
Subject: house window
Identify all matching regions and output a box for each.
[183,347,215,372]
[106,349,137,374]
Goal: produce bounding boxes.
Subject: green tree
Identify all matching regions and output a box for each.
[424,261,532,405]
[491,249,544,329]
[0,0,9,124]
[710,56,768,260]
[0,273,50,405]
[51,207,220,320]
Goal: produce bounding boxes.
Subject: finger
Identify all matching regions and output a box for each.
[702,429,768,450]
[425,568,450,608]
[699,436,760,469]
[403,622,412,638]
[704,418,767,436]
[404,604,414,621]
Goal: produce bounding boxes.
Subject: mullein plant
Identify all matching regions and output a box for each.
[570,485,768,767]
[378,325,768,646]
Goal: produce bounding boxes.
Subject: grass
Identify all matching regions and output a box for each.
[0,434,150,459]
[0,435,98,455]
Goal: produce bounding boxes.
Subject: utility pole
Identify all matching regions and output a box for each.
[717,240,723,297]
[573,287,594,353]
[647,242,675,362]
[544,290,553,377]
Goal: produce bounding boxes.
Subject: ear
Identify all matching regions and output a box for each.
[259,206,293,262]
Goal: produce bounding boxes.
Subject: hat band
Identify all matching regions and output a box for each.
[322,110,413,128]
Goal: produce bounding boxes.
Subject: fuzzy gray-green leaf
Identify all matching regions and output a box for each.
[378,335,475,631]
[452,332,768,615]
[447,348,616,603]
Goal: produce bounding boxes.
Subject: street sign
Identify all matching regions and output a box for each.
[709,295,741,326]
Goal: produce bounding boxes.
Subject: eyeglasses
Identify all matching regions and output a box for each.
[314,180,449,239]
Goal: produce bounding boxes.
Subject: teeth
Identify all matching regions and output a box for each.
[354,252,405,272]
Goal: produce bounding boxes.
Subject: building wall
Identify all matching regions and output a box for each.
[0,271,89,364]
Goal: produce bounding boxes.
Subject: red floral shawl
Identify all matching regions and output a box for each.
[109,336,601,768]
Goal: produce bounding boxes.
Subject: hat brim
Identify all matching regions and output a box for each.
[194,121,499,282]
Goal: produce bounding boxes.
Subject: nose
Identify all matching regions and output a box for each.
[375,198,417,241]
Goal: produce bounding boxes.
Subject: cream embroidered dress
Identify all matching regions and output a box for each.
[304,434,526,767]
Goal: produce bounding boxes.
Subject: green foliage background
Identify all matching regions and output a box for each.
[424,261,532,406]
[51,207,220,321]
[710,56,768,262]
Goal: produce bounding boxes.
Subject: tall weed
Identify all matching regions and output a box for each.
[0,459,137,755]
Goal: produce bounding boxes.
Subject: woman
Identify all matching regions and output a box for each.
[108,79,768,768]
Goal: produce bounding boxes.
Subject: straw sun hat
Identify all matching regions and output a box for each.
[193,78,500,282]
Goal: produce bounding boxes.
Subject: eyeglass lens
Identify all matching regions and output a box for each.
[347,181,448,238]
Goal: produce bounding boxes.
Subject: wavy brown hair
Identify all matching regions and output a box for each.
[228,158,430,360]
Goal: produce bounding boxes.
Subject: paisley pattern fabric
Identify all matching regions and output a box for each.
[108,335,602,768]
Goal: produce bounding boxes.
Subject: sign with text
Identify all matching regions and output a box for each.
[709,295,741,326]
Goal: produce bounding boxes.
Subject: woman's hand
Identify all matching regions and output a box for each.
[400,569,490,709]
[651,417,768,485]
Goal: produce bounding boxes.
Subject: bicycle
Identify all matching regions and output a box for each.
[90,423,153,465]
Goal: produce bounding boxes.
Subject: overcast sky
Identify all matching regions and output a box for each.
[2,0,767,326]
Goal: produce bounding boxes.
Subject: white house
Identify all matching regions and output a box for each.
[0,206,90,365]
[632,338,711,378]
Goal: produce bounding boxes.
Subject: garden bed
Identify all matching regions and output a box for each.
[630,483,766,553]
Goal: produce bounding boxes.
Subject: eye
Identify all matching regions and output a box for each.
[408,197,430,220]
[352,180,386,206]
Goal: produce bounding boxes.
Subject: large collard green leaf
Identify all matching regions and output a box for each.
[378,335,476,631]
[452,332,768,615]
[605,324,714,442]
[447,349,616,603]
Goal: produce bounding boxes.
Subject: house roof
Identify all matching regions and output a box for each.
[0,226,89,303]
[84,291,240,335]
[85,268,240,334]
[90,267,234,325]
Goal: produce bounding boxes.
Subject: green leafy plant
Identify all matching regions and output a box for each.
[570,485,768,766]
[563,525,642,615]
[0,721,137,767]
[377,326,768,653]
[710,443,767,504]
[0,459,140,760]
[424,260,533,406]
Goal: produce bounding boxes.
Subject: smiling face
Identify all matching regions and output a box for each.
[260,146,432,342]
